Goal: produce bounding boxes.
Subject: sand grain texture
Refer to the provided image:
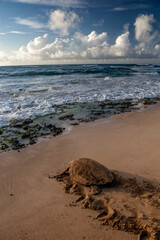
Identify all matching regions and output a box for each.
[53,158,160,240]
[0,104,160,240]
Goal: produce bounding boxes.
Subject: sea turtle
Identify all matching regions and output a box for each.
[51,158,114,195]
[68,158,114,186]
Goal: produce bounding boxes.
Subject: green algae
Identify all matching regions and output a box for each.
[0,97,159,153]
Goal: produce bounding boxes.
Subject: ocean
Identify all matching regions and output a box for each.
[0,64,160,128]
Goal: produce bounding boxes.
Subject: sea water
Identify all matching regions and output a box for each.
[0,64,160,127]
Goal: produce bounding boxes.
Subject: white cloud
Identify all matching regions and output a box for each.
[134,14,156,43]
[13,34,77,63]
[110,30,130,57]
[0,29,152,65]
[112,7,127,11]
[14,10,80,36]
[2,13,160,65]
[9,31,25,34]
[134,14,160,57]
[13,34,49,63]
[14,17,46,29]
[0,51,8,60]
[112,4,150,11]
[48,10,80,36]
[2,30,131,65]
[25,33,48,51]
[11,0,85,8]
[155,44,160,50]
[0,31,25,36]
[74,31,108,58]
[75,31,107,44]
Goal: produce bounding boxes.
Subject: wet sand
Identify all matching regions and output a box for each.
[0,103,160,240]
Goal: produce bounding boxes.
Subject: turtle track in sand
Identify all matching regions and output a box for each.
[49,158,160,240]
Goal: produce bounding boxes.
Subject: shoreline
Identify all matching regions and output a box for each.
[0,97,159,153]
[0,103,160,239]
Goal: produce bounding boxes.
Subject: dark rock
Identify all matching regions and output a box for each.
[19,143,25,148]
[52,127,63,136]
[46,124,55,130]
[99,102,107,109]
[11,138,19,145]
[83,119,90,122]
[29,138,36,145]
[23,118,33,124]
[91,111,104,116]
[143,98,157,105]
[77,118,84,121]
[59,114,74,121]
[21,131,31,139]
[21,125,29,131]
[10,138,25,150]
[31,124,42,131]
[10,119,23,128]
[11,130,21,135]
[1,143,9,150]
[10,118,33,128]
[71,123,79,126]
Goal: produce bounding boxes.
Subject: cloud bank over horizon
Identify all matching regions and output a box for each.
[1,10,160,66]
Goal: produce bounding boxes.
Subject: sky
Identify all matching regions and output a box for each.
[0,0,160,65]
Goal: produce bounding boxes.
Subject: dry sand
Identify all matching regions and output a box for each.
[0,103,160,240]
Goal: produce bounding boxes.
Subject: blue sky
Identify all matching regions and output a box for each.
[0,0,160,65]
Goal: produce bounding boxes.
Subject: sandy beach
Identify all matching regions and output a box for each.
[0,103,160,240]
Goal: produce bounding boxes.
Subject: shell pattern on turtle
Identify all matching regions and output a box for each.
[69,158,114,186]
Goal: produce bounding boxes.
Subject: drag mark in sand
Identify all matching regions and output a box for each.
[49,158,160,240]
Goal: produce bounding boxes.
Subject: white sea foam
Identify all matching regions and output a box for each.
[104,76,110,80]
[0,64,160,127]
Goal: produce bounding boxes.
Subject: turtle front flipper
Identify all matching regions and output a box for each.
[48,167,69,181]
